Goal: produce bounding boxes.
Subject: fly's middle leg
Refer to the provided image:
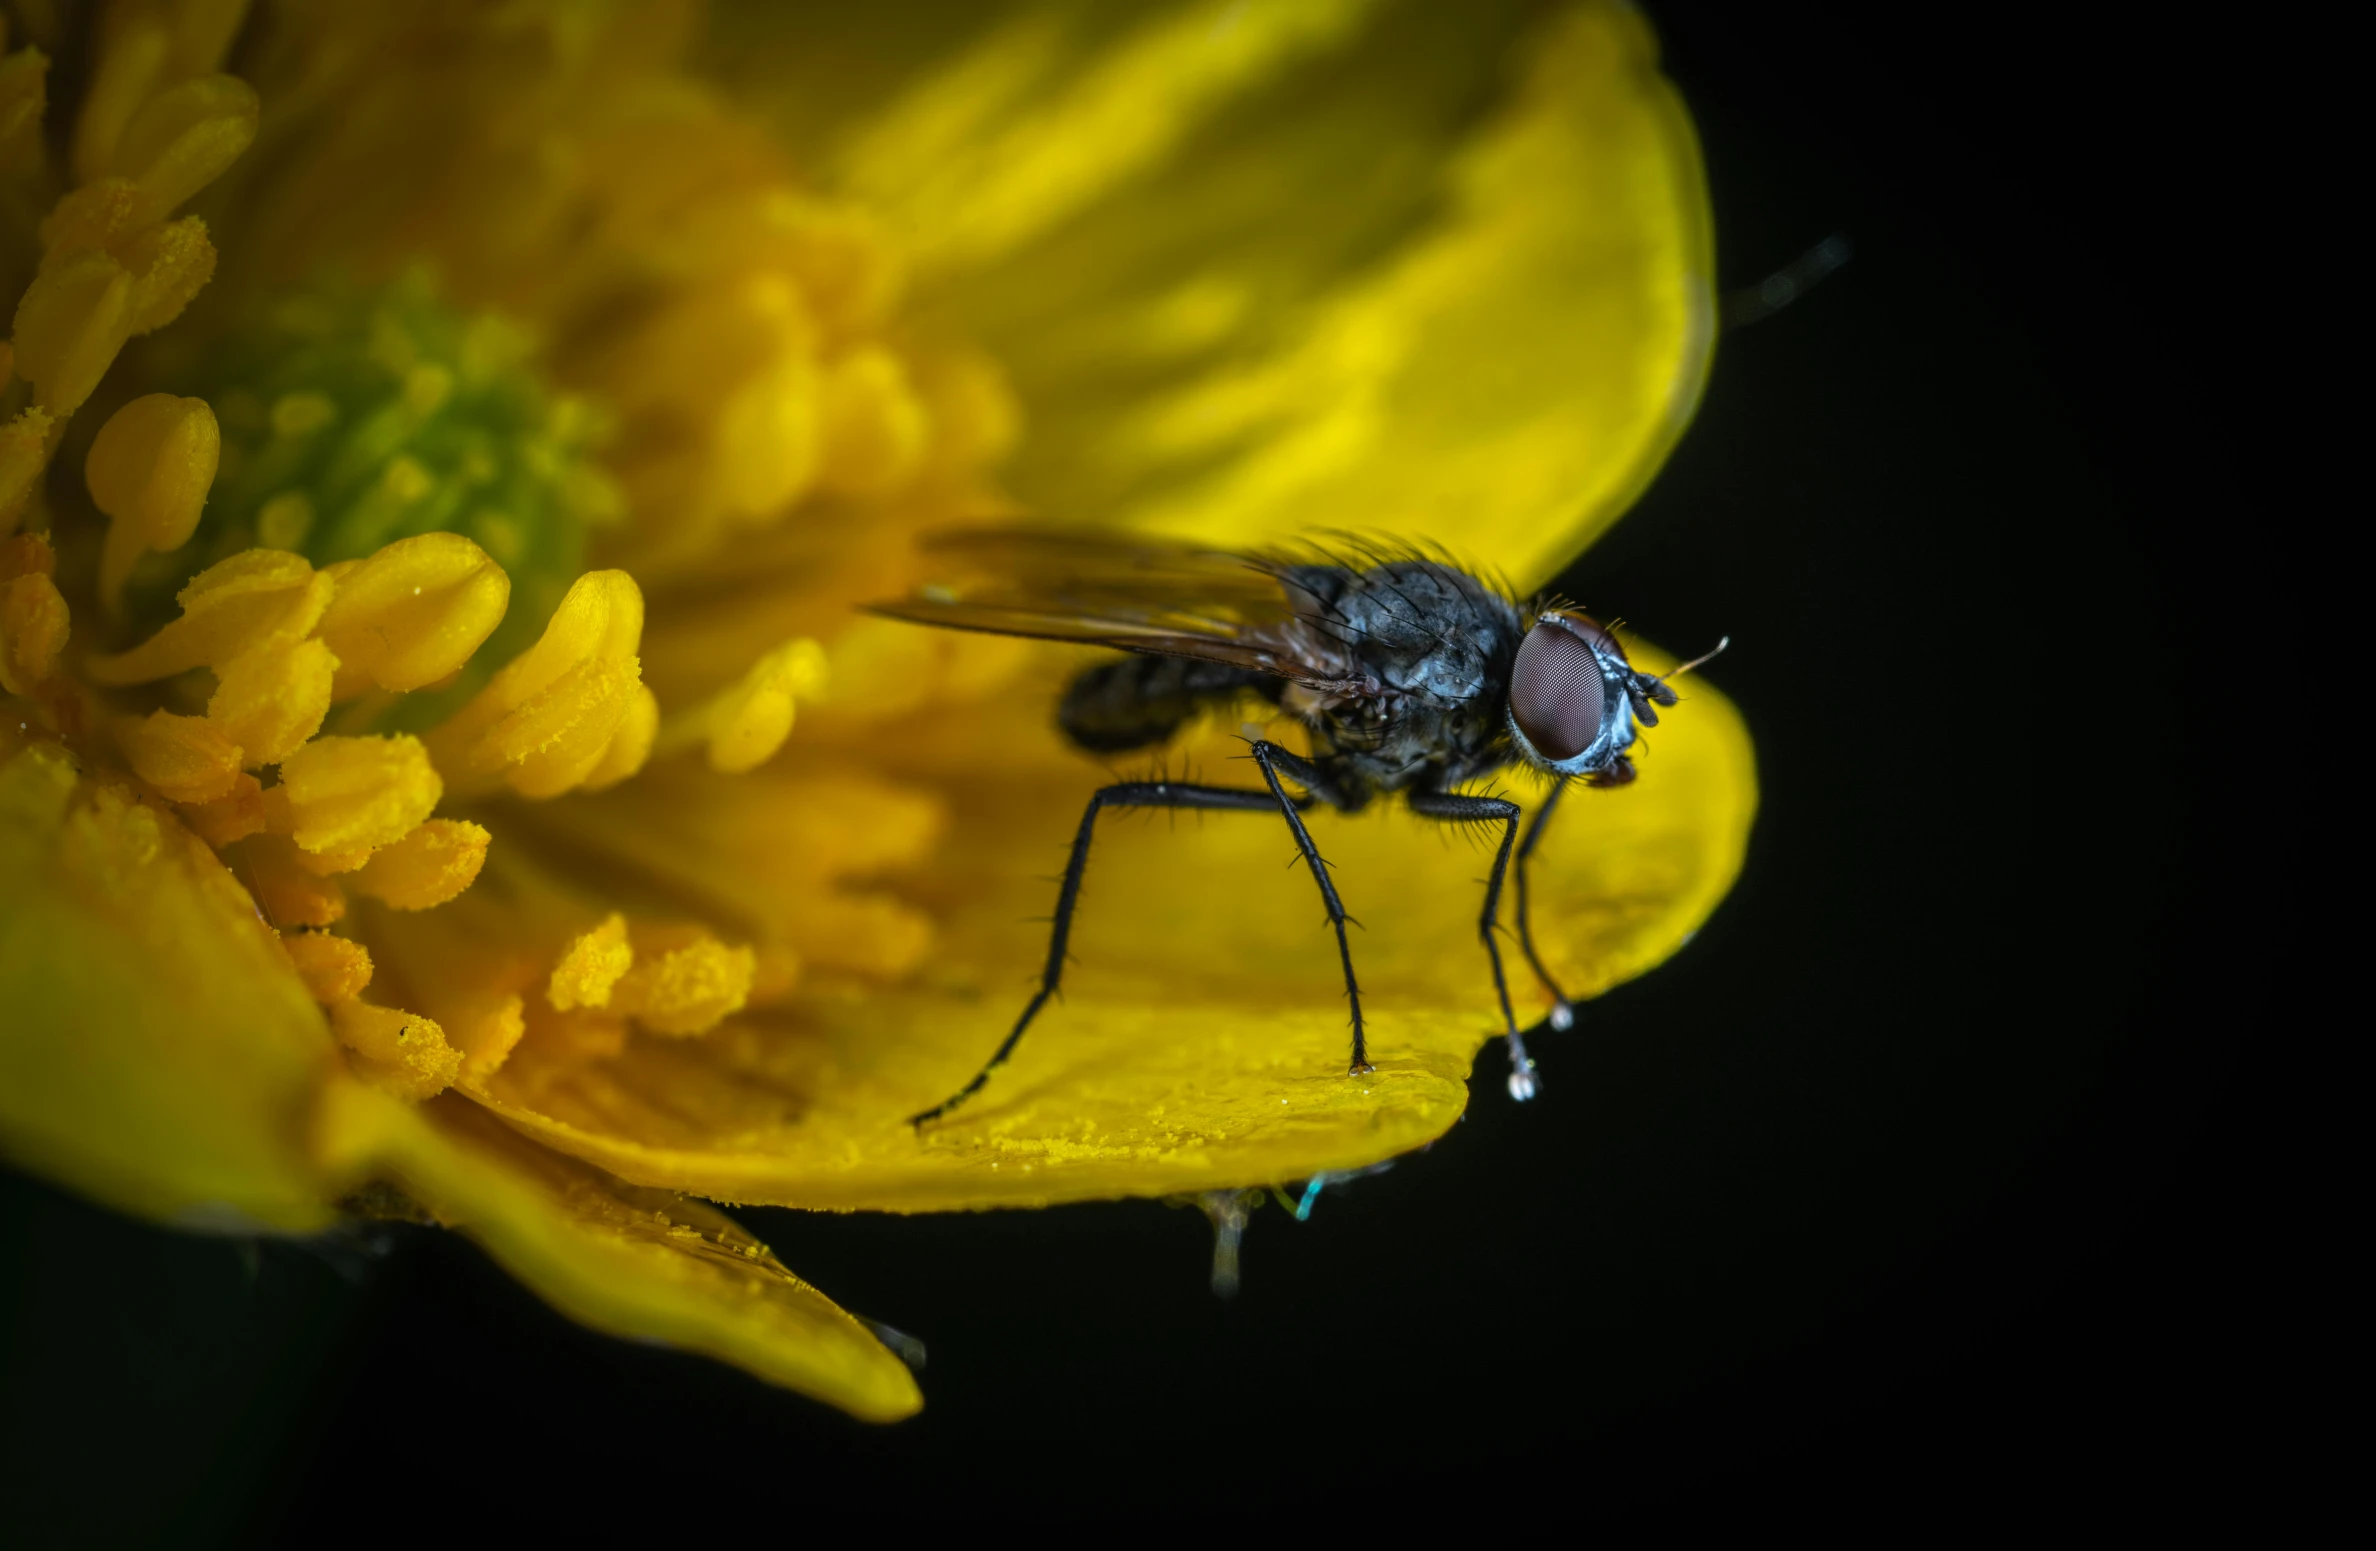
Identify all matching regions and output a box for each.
[1247,740,1371,1076]
[910,771,1341,1128]
[1405,787,1541,1101]
[1513,779,1577,1032]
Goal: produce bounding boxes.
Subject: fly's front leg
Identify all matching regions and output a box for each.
[1247,741,1371,1076]
[1515,779,1577,1033]
[1405,788,1539,1101]
[911,778,1295,1128]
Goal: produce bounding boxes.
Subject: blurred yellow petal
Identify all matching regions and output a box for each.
[0,734,338,1232]
[956,2,1711,586]
[316,1082,922,1421]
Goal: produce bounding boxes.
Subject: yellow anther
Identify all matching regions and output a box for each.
[0,408,55,533]
[284,929,372,1006]
[819,348,929,498]
[609,927,756,1037]
[658,638,827,775]
[427,569,645,798]
[269,390,335,437]
[228,834,345,926]
[175,771,266,847]
[12,248,133,416]
[332,1001,463,1101]
[116,215,215,335]
[118,707,241,802]
[580,683,658,792]
[450,995,528,1085]
[111,72,258,227]
[347,818,490,911]
[256,491,313,549]
[84,548,331,684]
[402,362,453,417]
[316,532,511,699]
[276,733,441,858]
[71,2,169,185]
[1,534,68,695]
[71,0,247,184]
[206,636,336,766]
[549,913,633,1012]
[88,392,220,604]
[0,44,48,174]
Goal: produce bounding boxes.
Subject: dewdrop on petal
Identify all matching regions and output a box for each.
[88,392,220,605]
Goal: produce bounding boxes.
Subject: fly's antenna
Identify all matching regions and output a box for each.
[1665,635,1732,680]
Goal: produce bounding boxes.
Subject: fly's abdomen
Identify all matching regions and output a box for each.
[1058,655,1267,753]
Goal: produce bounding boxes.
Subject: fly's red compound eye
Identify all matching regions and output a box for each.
[1509,618,1607,761]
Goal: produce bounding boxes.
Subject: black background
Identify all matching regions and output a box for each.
[4,3,2225,1536]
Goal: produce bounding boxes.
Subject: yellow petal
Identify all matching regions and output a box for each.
[314,1082,922,1421]
[460,639,1752,1210]
[938,0,1711,587]
[0,734,338,1233]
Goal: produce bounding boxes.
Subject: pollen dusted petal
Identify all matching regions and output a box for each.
[316,532,511,698]
[207,636,336,767]
[333,1001,463,1100]
[277,733,442,857]
[118,708,242,803]
[347,818,489,912]
[84,549,330,685]
[549,912,632,1012]
[284,928,373,1006]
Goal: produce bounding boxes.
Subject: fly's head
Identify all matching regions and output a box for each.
[1506,610,1714,787]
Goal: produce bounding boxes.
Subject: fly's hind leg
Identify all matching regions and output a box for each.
[1406,787,1541,1101]
[910,761,1359,1128]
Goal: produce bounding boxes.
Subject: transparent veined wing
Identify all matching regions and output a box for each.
[865,529,1375,692]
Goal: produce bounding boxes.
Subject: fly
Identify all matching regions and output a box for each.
[868,529,1726,1126]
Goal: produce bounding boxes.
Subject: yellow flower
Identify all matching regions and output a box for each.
[0,0,1750,1421]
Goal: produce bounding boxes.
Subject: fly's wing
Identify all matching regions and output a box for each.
[864,529,1370,691]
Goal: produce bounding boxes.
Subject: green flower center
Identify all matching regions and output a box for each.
[138,272,618,721]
